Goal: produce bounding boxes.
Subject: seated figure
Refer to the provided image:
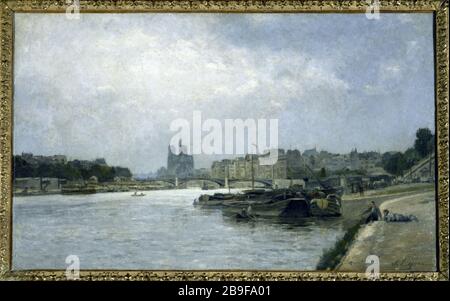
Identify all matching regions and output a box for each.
[363,201,382,224]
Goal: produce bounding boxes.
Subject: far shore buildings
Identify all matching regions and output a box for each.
[210,148,384,181]
[211,149,307,180]
[69,157,108,170]
[20,152,67,165]
[304,148,382,173]
[208,147,396,192]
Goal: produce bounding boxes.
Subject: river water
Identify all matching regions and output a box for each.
[13,189,345,270]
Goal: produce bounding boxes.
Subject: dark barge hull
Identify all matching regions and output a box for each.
[218,198,310,218]
[194,188,343,218]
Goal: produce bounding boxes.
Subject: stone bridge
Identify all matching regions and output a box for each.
[144,178,273,188]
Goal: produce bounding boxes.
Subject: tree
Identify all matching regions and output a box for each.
[13,156,35,177]
[319,167,327,178]
[382,152,407,176]
[90,164,114,182]
[13,154,132,182]
[414,128,434,158]
[427,138,435,156]
[113,167,132,178]
[309,156,316,168]
[404,147,421,170]
[37,163,52,177]
[61,164,82,180]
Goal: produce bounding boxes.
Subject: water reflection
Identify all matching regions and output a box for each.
[13,189,344,270]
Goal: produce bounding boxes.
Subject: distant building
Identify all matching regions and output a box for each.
[193,168,210,178]
[210,149,309,180]
[48,155,67,164]
[70,159,94,170]
[167,140,194,178]
[301,148,383,173]
[233,157,247,179]
[209,146,388,183]
[20,152,67,165]
[211,160,230,179]
[94,158,107,165]
[302,147,318,157]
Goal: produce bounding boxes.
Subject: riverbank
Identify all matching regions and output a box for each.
[316,183,435,270]
[337,190,436,272]
[13,185,176,196]
[343,182,434,200]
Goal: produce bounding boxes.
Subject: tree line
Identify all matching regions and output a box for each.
[13,157,132,182]
[381,128,435,176]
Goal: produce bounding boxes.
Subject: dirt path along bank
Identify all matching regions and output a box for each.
[337,190,436,272]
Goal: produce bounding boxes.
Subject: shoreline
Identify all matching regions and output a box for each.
[317,187,436,271]
[13,186,179,197]
[12,183,435,271]
[14,182,433,197]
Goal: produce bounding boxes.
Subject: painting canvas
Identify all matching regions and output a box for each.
[10,11,438,275]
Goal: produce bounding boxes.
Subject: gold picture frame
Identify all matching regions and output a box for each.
[0,0,448,281]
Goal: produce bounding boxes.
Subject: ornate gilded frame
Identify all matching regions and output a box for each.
[0,0,448,281]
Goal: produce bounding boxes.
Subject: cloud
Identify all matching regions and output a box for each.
[13,13,435,173]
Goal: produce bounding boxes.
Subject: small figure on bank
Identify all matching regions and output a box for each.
[364,201,382,224]
[383,209,419,222]
[359,184,364,196]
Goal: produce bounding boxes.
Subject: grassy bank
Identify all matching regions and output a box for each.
[367,183,433,196]
[343,183,434,201]
[316,219,364,270]
[316,184,434,271]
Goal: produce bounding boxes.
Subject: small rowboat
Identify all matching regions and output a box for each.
[131,192,145,197]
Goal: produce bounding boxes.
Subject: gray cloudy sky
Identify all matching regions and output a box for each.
[14,13,435,173]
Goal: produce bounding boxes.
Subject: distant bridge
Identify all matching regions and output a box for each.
[139,178,273,188]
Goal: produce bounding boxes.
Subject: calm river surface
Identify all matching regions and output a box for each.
[13,189,345,270]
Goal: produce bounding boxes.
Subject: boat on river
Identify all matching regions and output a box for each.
[194,187,342,218]
[131,191,146,197]
[194,192,234,207]
[222,197,310,218]
[194,155,343,218]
